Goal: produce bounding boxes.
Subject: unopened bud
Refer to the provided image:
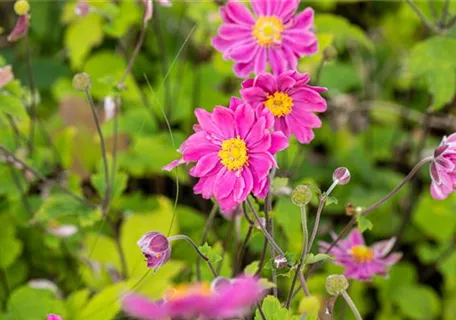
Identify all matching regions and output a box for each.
[273,255,288,269]
[299,296,320,315]
[325,274,349,296]
[75,1,90,17]
[332,167,351,185]
[291,185,312,206]
[14,0,30,16]
[72,72,91,91]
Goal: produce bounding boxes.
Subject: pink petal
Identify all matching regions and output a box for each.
[269,131,289,154]
[233,61,255,78]
[215,168,237,200]
[189,153,220,177]
[122,295,168,320]
[194,174,217,199]
[372,237,396,258]
[292,7,314,30]
[213,107,236,138]
[268,48,287,75]
[162,158,184,171]
[229,41,259,63]
[234,102,256,139]
[218,24,252,40]
[222,1,255,25]
[254,47,267,75]
[251,0,269,16]
[347,229,365,246]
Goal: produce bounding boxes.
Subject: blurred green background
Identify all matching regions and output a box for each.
[0,0,456,319]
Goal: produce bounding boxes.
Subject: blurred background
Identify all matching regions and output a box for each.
[0,0,455,319]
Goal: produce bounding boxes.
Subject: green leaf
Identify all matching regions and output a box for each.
[394,285,441,320]
[325,195,338,206]
[199,242,222,265]
[255,295,297,320]
[319,62,361,93]
[304,253,333,265]
[65,14,104,68]
[356,214,373,233]
[438,251,456,291]
[425,67,456,111]
[78,282,125,320]
[91,171,128,201]
[244,261,259,276]
[409,36,456,75]
[103,0,141,38]
[0,237,22,269]
[0,94,27,119]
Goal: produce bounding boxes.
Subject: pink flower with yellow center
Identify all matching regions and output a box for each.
[163,97,288,212]
[122,276,265,319]
[212,0,317,77]
[319,229,402,281]
[241,71,327,143]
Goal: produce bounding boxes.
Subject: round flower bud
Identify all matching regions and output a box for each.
[72,72,91,91]
[273,255,288,269]
[211,277,232,293]
[325,274,349,296]
[137,232,171,270]
[299,296,320,315]
[14,0,30,16]
[332,167,351,185]
[74,1,90,17]
[291,185,312,207]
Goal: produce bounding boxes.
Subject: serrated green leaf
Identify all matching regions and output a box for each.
[304,253,333,265]
[199,242,222,265]
[357,214,373,233]
[244,261,259,276]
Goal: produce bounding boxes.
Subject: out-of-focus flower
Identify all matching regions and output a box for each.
[104,96,117,122]
[241,71,326,144]
[29,279,61,297]
[0,65,14,89]
[325,274,348,296]
[332,167,351,185]
[319,229,402,281]
[72,72,91,91]
[47,224,78,238]
[137,232,171,270]
[7,14,30,42]
[122,276,265,320]
[14,0,30,16]
[429,134,456,200]
[74,1,90,17]
[273,255,288,269]
[47,315,62,320]
[163,97,288,212]
[212,1,317,77]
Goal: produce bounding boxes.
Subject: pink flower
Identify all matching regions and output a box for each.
[137,232,171,270]
[212,0,317,78]
[122,276,265,320]
[0,65,14,89]
[74,1,90,17]
[7,14,30,42]
[319,229,402,281]
[240,71,326,143]
[429,134,456,200]
[163,97,288,212]
[47,315,62,320]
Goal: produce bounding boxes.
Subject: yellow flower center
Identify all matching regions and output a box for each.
[350,245,374,263]
[265,92,293,117]
[218,136,249,171]
[165,283,212,301]
[252,16,284,46]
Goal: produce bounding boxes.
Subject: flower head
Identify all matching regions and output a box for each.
[212,0,317,77]
[47,315,62,320]
[7,14,30,42]
[122,276,265,320]
[429,134,456,200]
[325,274,348,296]
[163,97,288,212]
[137,232,171,270]
[241,71,326,143]
[333,167,351,185]
[319,229,402,281]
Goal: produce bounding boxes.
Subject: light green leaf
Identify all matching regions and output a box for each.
[325,195,338,206]
[356,214,373,233]
[0,95,27,119]
[91,171,128,200]
[394,285,441,320]
[199,242,222,265]
[426,67,456,111]
[304,253,333,265]
[104,0,141,38]
[66,289,91,318]
[409,36,456,75]
[0,237,22,269]
[244,261,259,276]
[255,295,297,320]
[65,14,104,68]
[78,282,126,320]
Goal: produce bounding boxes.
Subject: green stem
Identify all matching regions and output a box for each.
[196,204,218,280]
[341,290,363,320]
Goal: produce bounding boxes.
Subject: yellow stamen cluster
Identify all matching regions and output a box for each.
[165,283,212,301]
[218,136,249,171]
[350,245,374,263]
[265,92,293,117]
[252,16,284,46]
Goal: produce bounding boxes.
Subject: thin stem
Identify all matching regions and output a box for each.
[237,225,253,273]
[109,98,119,208]
[168,235,218,278]
[196,204,218,281]
[264,193,277,297]
[341,291,363,320]
[405,0,440,34]
[113,224,128,279]
[256,302,267,320]
[325,180,339,196]
[0,145,94,208]
[440,0,450,26]
[307,198,326,254]
[84,90,110,214]
[8,165,33,217]
[246,198,285,257]
[24,33,36,156]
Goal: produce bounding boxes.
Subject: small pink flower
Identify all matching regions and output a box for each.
[212,0,317,77]
[240,71,326,143]
[122,276,265,320]
[137,232,171,270]
[74,1,90,17]
[163,97,288,212]
[429,134,456,200]
[319,229,402,281]
[7,14,30,42]
[0,65,14,89]
[47,315,62,320]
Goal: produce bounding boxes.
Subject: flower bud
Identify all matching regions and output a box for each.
[325,274,349,296]
[72,72,91,91]
[273,255,288,269]
[75,1,90,17]
[47,315,62,320]
[14,0,30,16]
[137,232,171,270]
[332,167,351,185]
[299,295,320,315]
[7,14,30,42]
[291,185,312,206]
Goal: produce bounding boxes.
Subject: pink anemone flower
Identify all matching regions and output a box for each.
[429,133,456,200]
[212,0,317,78]
[122,276,265,320]
[137,232,171,270]
[240,71,327,143]
[319,229,402,281]
[163,97,288,212]
[47,315,63,320]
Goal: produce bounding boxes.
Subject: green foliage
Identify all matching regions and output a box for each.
[255,296,299,320]
[0,95,27,119]
[199,242,222,265]
[356,215,373,233]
